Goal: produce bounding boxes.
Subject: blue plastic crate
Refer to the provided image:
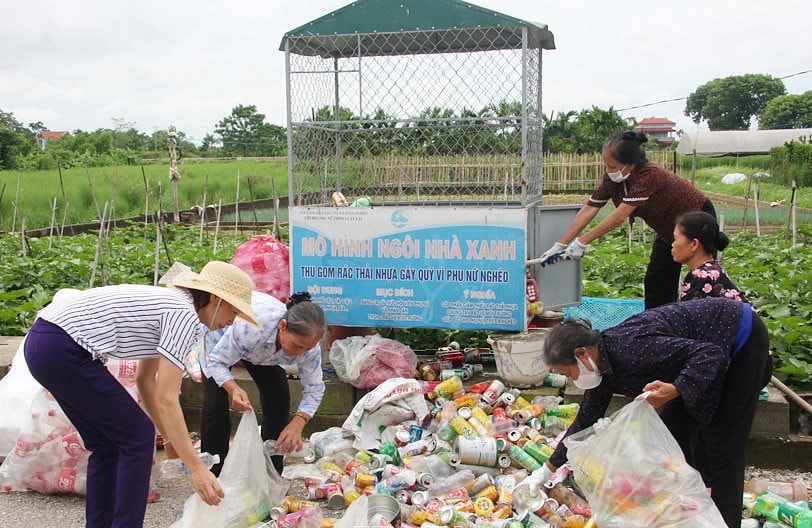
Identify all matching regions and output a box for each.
[563,296,645,331]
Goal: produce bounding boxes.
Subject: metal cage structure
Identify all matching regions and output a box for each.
[281,0,556,207]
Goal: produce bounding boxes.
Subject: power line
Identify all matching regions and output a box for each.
[617,68,812,113]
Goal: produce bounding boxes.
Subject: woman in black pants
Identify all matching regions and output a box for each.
[199,291,326,474]
[540,297,772,528]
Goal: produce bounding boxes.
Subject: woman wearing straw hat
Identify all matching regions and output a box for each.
[23,261,258,528]
[200,290,326,475]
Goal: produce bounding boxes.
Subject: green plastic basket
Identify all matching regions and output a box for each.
[564,296,645,331]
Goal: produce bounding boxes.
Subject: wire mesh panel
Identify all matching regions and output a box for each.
[284,26,546,207]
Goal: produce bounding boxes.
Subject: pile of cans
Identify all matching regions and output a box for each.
[266,373,597,528]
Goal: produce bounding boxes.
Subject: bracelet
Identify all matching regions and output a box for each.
[293,412,310,423]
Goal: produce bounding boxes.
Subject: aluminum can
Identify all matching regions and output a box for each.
[395,430,412,447]
[474,496,495,516]
[508,444,542,472]
[470,406,491,425]
[369,453,393,470]
[410,490,429,507]
[482,380,505,404]
[449,416,477,440]
[417,472,435,488]
[355,472,376,488]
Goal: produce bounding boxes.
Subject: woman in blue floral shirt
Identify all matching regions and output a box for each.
[671,211,749,303]
[200,291,326,474]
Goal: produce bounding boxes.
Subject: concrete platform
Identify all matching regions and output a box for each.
[1,335,809,470]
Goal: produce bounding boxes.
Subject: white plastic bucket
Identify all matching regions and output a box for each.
[487,329,550,388]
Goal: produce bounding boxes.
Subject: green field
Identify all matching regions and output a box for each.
[1,159,809,231]
[0,160,288,230]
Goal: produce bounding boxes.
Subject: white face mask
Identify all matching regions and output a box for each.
[573,354,602,390]
[608,165,629,183]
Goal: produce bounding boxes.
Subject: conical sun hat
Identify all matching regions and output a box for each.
[167,261,259,327]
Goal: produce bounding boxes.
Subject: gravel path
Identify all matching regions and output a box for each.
[1,460,809,528]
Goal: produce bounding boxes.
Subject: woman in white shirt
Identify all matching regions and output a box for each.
[200,291,326,475]
[24,261,258,528]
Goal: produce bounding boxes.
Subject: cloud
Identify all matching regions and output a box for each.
[1,0,810,142]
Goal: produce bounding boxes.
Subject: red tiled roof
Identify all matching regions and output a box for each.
[638,117,675,125]
[637,127,675,133]
[40,130,67,140]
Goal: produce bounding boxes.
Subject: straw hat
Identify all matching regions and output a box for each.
[168,261,259,327]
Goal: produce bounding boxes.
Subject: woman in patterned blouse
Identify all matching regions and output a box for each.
[199,291,326,475]
[671,211,748,303]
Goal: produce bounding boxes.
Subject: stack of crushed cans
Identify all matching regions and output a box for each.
[262,340,596,528]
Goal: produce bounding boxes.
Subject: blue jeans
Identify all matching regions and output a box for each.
[25,319,155,528]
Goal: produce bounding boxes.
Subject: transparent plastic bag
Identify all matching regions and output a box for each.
[330,334,418,388]
[170,411,275,528]
[0,360,160,501]
[564,398,726,527]
[334,494,368,528]
[0,337,41,457]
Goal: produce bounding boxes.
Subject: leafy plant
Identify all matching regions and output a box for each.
[583,230,812,390]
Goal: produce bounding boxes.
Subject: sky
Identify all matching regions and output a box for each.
[2,0,810,145]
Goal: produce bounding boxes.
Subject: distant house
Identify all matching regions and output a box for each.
[36,130,67,150]
[635,118,676,145]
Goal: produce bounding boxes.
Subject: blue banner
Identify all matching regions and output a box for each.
[290,206,527,331]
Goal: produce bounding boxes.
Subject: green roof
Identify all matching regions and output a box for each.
[280,0,555,58]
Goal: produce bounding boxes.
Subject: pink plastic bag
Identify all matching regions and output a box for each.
[329,335,418,389]
[230,235,290,303]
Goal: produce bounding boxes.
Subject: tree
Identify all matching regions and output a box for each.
[0,109,35,169]
[542,110,579,153]
[685,74,786,130]
[573,106,633,154]
[215,104,277,157]
[760,91,812,129]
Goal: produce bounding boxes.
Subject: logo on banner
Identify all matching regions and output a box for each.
[390,210,409,228]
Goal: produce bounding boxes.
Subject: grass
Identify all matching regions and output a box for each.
[685,164,812,209]
[0,160,288,230]
[1,158,809,230]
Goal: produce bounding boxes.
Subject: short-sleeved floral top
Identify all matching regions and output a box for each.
[681,260,748,304]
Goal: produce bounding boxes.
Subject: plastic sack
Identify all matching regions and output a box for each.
[564,399,727,527]
[0,337,41,456]
[230,235,290,303]
[170,411,275,528]
[342,378,430,451]
[329,334,418,389]
[308,427,355,460]
[0,358,160,499]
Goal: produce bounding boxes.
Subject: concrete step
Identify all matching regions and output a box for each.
[0,335,807,469]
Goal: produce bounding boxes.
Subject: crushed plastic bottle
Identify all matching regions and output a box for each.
[263,439,316,463]
[159,452,220,478]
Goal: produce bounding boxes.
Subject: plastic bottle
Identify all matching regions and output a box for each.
[777,501,812,528]
[160,452,220,478]
[753,491,788,522]
[426,469,475,496]
[263,439,316,462]
[747,478,809,502]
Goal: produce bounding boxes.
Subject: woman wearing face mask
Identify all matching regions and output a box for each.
[539,130,715,309]
[23,261,258,527]
[538,297,771,528]
[199,291,326,475]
